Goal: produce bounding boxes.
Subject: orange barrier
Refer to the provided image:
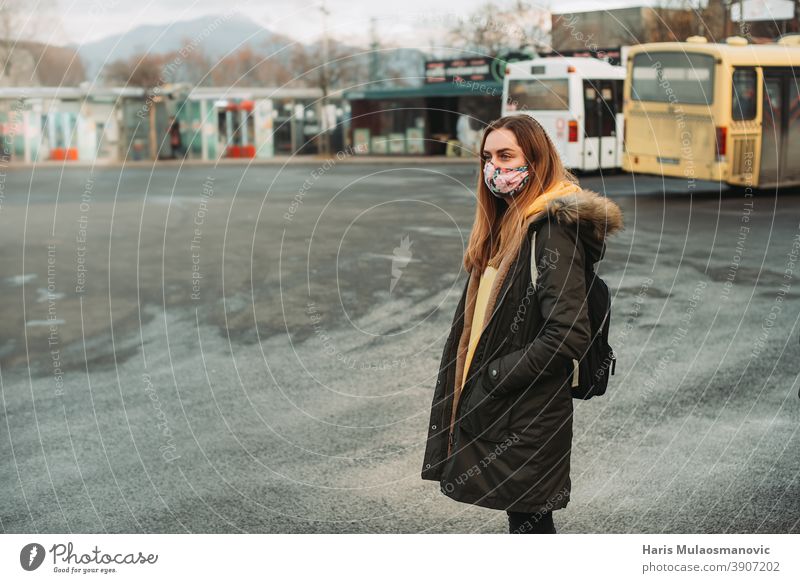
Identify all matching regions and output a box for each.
[50,148,78,161]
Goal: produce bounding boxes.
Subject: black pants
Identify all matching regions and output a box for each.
[507,509,556,534]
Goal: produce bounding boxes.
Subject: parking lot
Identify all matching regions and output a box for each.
[1,161,798,533]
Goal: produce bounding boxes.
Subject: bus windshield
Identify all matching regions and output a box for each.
[506,79,570,111]
[631,52,715,105]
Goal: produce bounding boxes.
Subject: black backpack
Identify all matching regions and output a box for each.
[569,242,616,399]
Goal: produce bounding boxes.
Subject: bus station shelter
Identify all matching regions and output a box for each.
[344,78,503,156]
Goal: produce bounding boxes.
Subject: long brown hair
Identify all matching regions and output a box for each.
[463,115,578,274]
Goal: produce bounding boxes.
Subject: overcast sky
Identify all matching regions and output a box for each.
[42,0,656,46]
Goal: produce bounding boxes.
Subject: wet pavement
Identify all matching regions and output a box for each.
[1,162,798,533]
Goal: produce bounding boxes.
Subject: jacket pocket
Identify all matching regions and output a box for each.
[458,373,514,442]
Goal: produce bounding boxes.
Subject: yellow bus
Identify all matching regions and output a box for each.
[622,35,800,189]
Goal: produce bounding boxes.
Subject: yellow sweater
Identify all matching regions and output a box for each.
[461,179,581,389]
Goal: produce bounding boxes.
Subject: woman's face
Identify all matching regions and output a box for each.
[482,128,526,169]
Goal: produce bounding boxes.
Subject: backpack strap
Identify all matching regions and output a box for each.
[529,230,539,292]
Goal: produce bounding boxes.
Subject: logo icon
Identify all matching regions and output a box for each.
[20,543,45,571]
[390,234,413,293]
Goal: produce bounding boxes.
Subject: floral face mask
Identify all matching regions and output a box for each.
[483,160,530,198]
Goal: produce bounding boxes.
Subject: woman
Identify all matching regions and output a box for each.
[420,115,624,533]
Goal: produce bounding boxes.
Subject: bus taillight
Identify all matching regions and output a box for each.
[568,120,578,143]
[715,126,727,159]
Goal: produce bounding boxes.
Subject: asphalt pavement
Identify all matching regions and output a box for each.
[1,161,798,533]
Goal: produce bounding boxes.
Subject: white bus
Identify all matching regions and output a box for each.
[502,56,627,171]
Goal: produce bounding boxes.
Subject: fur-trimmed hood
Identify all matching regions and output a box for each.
[525,187,624,264]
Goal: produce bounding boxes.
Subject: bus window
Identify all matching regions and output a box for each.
[584,80,617,137]
[505,79,569,111]
[732,68,757,120]
[631,52,715,105]
[584,82,599,137]
[613,80,623,113]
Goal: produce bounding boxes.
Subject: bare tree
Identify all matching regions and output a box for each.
[103,53,168,89]
[212,45,294,87]
[646,1,702,42]
[103,53,172,161]
[0,0,61,85]
[647,0,739,43]
[444,0,549,56]
[176,43,216,87]
[290,36,361,155]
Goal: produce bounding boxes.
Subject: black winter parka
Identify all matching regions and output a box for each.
[421,188,624,514]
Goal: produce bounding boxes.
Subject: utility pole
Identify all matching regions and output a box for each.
[725,0,744,38]
[148,94,161,161]
[319,0,331,157]
[722,0,731,39]
[369,17,380,89]
[737,0,744,37]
